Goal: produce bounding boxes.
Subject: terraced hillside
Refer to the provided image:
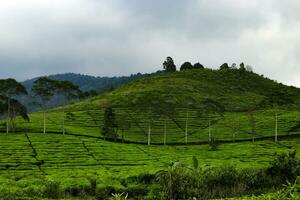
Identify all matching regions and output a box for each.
[2,68,300,144]
[0,133,300,199]
[1,68,300,199]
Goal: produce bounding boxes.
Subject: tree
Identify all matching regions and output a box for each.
[163,57,177,72]
[239,62,246,73]
[180,62,193,71]
[129,93,167,145]
[154,100,177,145]
[219,63,229,70]
[54,80,82,134]
[0,79,28,133]
[116,113,131,143]
[193,63,204,69]
[32,77,56,134]
[102,106,118,140]
[197,99,225,142]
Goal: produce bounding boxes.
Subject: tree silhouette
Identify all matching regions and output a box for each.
[0,78,28,133]
[193,63,204,69]
[163,57,177,72]
[102,106,118,140]
[32,77,56,134]
[219,63,229,70]
[180,62,193,71]
[54,80,82,134]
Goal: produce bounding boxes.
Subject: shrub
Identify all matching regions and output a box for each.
[209,137,220,151]
[43,179,61,199]
[268,151,300,182]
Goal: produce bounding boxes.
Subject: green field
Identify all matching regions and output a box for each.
[0,132,299,198]
[1,69,300,199]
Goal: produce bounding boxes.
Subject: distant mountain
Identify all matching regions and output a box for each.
[21,72,162,112]
[22,72,148,92]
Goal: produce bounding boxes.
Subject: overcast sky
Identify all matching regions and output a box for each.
[0,0,299,86]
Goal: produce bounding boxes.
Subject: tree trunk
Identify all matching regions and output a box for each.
[43,111,47,134]
[185,111,189,144]
[148,121,151,146]
[6,98,10,134]
[62,108,65,135]
[208,119,211,142]
[275,111,278,143]
[164,119,167,145]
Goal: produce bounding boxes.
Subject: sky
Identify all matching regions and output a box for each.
[0,0,299,87]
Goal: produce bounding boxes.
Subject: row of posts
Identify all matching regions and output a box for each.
[147,111,280,145]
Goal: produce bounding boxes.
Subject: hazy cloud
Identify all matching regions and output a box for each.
[0,0,299,87]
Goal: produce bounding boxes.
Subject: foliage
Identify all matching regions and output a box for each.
[0,96,29,122]
[110,192,128,200]
[163,57,177,72]
[156,152,300,200]
[239,62,246,73]
[192,156,199,169]
[268,151,300,182]
[102,106,118,139]
[54,80,82,101]
[236,177,300,200]
[180,62,194,71]
[209,137,220,151]
[32,77,56,103]
[0,78,28,129]
[43,179,61,199]
[193,62,204,69]
[0,78,27,97]
[220,63,230,70]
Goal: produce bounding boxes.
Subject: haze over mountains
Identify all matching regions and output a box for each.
[20,72,156,112]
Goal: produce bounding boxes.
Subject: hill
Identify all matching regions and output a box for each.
[67,68,300,111]
[20,72,155,112]
[7,68,300,144]
[1,68,300,199]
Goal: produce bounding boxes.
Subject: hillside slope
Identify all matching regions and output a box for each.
[4,68,300,144]
[68,68,300,111]
[20,72,154,112]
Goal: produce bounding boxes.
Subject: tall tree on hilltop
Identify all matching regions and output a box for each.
[193,63,204,69]
[180,62,193,71]
[239,62,246,73]
[219,63,229,70]
[32,77,56,134]
[0,79,28,133]
[163,57,177,72]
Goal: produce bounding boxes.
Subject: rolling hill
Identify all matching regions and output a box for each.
[5,67,300,144]
[20,72,158,112]
[1,67,300,199]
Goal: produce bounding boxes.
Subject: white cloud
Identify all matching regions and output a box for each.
[0,0,299,87]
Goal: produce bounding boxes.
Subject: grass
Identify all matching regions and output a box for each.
[2,107,300,145]
[1,69,300,198]
[0,132,300,198]
[2,69,300,145]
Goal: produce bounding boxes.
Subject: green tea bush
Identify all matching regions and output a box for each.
[156,152,300,200]
[268,151,300,182]
[43,179,61,199]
